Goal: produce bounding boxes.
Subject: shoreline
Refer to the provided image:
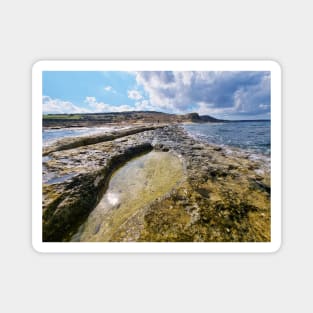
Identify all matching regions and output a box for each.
[42,123,271,242]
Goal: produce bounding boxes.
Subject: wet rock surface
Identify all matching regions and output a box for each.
[71,151,184,242]
[43,124,165,155]
[42,124,271,242]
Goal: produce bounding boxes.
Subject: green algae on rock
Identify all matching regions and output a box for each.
[42,124,271,242]
[42,142,153,242]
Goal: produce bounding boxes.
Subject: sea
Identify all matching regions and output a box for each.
[42,126,129,146]
[183,120,270,157]
[43,121,271,158]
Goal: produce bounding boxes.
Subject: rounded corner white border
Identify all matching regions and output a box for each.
[32,60,282,253]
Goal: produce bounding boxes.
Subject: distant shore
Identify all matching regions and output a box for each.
[42,111,227,129]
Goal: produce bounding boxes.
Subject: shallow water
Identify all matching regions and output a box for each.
[43,173,77,185]
[71,151,184,242]
[42,126,130,146]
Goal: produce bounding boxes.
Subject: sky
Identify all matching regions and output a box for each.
[42,71,271,120]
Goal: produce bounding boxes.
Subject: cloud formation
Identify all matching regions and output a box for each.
[43,95,158,114]
[86,97,157,112]
[43,71,270,119]
[85,96,134,112]
[127,89,142,100]
[135,71,270,118]
[104,85,117,94]
[43,96,90,114]
[104,86,112,91]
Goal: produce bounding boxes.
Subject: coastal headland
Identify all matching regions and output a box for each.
[42,112,270,242]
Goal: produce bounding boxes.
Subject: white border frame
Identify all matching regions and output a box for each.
[32,60,281,253]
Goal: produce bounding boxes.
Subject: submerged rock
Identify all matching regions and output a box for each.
[42,142,153,241]
[72,151,184,242]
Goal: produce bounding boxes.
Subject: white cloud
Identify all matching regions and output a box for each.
[43,95,157,115]
[43,96,89,114]
[104,86,116,93]
[134,99,157,111]
[85,97,134,112]
[196,101,236,116]
[85,96,158,112]
[128,90,142,100]
[85,96,108,111]
[134,71,271,118]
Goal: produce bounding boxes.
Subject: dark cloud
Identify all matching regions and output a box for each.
[135,71,270,119]
[189,72,267,107]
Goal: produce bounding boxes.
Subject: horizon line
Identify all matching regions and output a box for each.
[42,111,271,122]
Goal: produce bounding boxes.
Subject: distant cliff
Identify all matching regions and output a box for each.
[43,111,225,128]
[184,113,225,123]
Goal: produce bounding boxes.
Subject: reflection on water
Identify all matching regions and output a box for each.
[43,126,130,146]
[71,151,183,242]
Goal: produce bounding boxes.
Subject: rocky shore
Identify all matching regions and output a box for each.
[42,124,270,242]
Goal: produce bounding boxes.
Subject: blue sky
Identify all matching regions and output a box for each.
[43,71,270,120]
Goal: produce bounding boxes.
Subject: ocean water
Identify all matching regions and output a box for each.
[183,121,270,156]
[42,126,129,146]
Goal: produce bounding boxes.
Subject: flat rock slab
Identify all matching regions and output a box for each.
[42,124,271,242]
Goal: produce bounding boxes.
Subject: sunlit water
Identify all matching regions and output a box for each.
[71,151,184,242]
[42,126,130,146]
